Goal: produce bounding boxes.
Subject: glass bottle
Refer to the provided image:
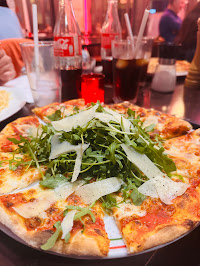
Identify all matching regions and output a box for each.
[53,0,82,101]
[101,0,121,86]
[151,43,176,92]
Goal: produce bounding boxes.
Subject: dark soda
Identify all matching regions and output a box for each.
[102,59,113,86]
[113,58,148,103]
[60,68,82,101]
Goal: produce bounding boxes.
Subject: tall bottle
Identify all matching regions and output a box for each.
[101,0,121,87]
[54,0,82,101]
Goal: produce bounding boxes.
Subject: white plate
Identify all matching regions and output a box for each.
[0,87,26,122]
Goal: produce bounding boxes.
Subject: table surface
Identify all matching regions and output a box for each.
[0,76,200,266]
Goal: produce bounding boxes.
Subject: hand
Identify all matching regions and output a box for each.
[0,49,16,84]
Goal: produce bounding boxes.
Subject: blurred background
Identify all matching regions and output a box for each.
[7,0,198,56]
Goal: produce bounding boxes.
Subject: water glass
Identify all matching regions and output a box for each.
[20,41,61,107]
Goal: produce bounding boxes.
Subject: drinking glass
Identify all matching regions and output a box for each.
[112,37,153,103]
[81,73,105,104]
[20,41,61,107]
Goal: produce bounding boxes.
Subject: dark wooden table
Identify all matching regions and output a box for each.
[0,77,200,266]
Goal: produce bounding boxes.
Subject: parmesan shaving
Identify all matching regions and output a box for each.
[52,103,99,132]
[142,115,159,128]
[49,134,89,182]
[121,144,164,179]
[13,181,82,218]
[61,210,77,239]
[138,175,190,204]
[75,177,124,204]
[104,107,133,133]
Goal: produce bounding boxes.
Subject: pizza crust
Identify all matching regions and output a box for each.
[0,203,108,257]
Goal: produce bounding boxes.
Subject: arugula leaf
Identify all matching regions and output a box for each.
[64,203,96,223]
[41,221,61,250]
[46,109,63,122]
[130,185,146,206]
[64,232,71,243]
[40,174,69,189]
[101,195,118,213]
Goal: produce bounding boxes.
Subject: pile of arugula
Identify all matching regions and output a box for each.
[7,103,176,210]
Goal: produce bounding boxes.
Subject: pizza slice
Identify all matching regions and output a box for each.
[32,99,86,124]
[0,152,46,194]
[0,116,40,152]
[112,189,199,254]
[164,129,200,179]
[106,102,192,139]
[0,181,110,257]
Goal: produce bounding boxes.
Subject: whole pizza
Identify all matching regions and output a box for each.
[0,99,199,258]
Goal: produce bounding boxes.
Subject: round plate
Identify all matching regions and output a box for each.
[0,87,26,122]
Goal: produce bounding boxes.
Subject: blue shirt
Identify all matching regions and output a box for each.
[159,9,182,43]
[0,7,23,40]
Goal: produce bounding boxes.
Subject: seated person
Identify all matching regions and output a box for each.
[159,0,182,43]
[175,2,200,62]
[0,38,33,80]
[0,0,23,40]
[0,49,16,84]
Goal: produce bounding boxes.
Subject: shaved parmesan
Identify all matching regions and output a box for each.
[75,177,124,204]
[142,115,158,128]
[52,104,99,132]
[13,190,57,218]
[94,112,118,124]
[50,134,89,182]
[104,107,133,133]
[13,181,82,218]
[138,175,190,204]
[61,210,77,239]
[121,144,164,179]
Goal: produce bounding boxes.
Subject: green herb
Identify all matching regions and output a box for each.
[40,174,69,188]
[41,221,62,250]
[64,202,96,223]
[101,195,118,213]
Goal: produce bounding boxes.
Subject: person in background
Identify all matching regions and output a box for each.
[0,0,23,40]
[0,49,16,84]
[159,0,182,43]
[176,1,200,62]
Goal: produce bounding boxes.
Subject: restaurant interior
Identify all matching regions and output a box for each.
[0,0,200,265]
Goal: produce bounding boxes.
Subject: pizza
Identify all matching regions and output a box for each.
[148,57,190,75]
[0,99,199,258]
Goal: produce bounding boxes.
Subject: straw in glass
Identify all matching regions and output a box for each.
[32,4,39,76]
[133,8,150,58]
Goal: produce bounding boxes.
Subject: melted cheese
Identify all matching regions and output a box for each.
[114,202,146,219]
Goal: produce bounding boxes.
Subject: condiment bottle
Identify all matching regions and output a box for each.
[101,0,121,86]
[53,0,82,101]
[151,43,177,92]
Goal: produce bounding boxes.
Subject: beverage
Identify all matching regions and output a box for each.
[112,38,153,103]
[31,87,60,107]
[101,0,121,86]
[53,0,82,101]
[113,58,149,103]
[61,68,82,100]
[81,73,105,104]
[102,58,113,85]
